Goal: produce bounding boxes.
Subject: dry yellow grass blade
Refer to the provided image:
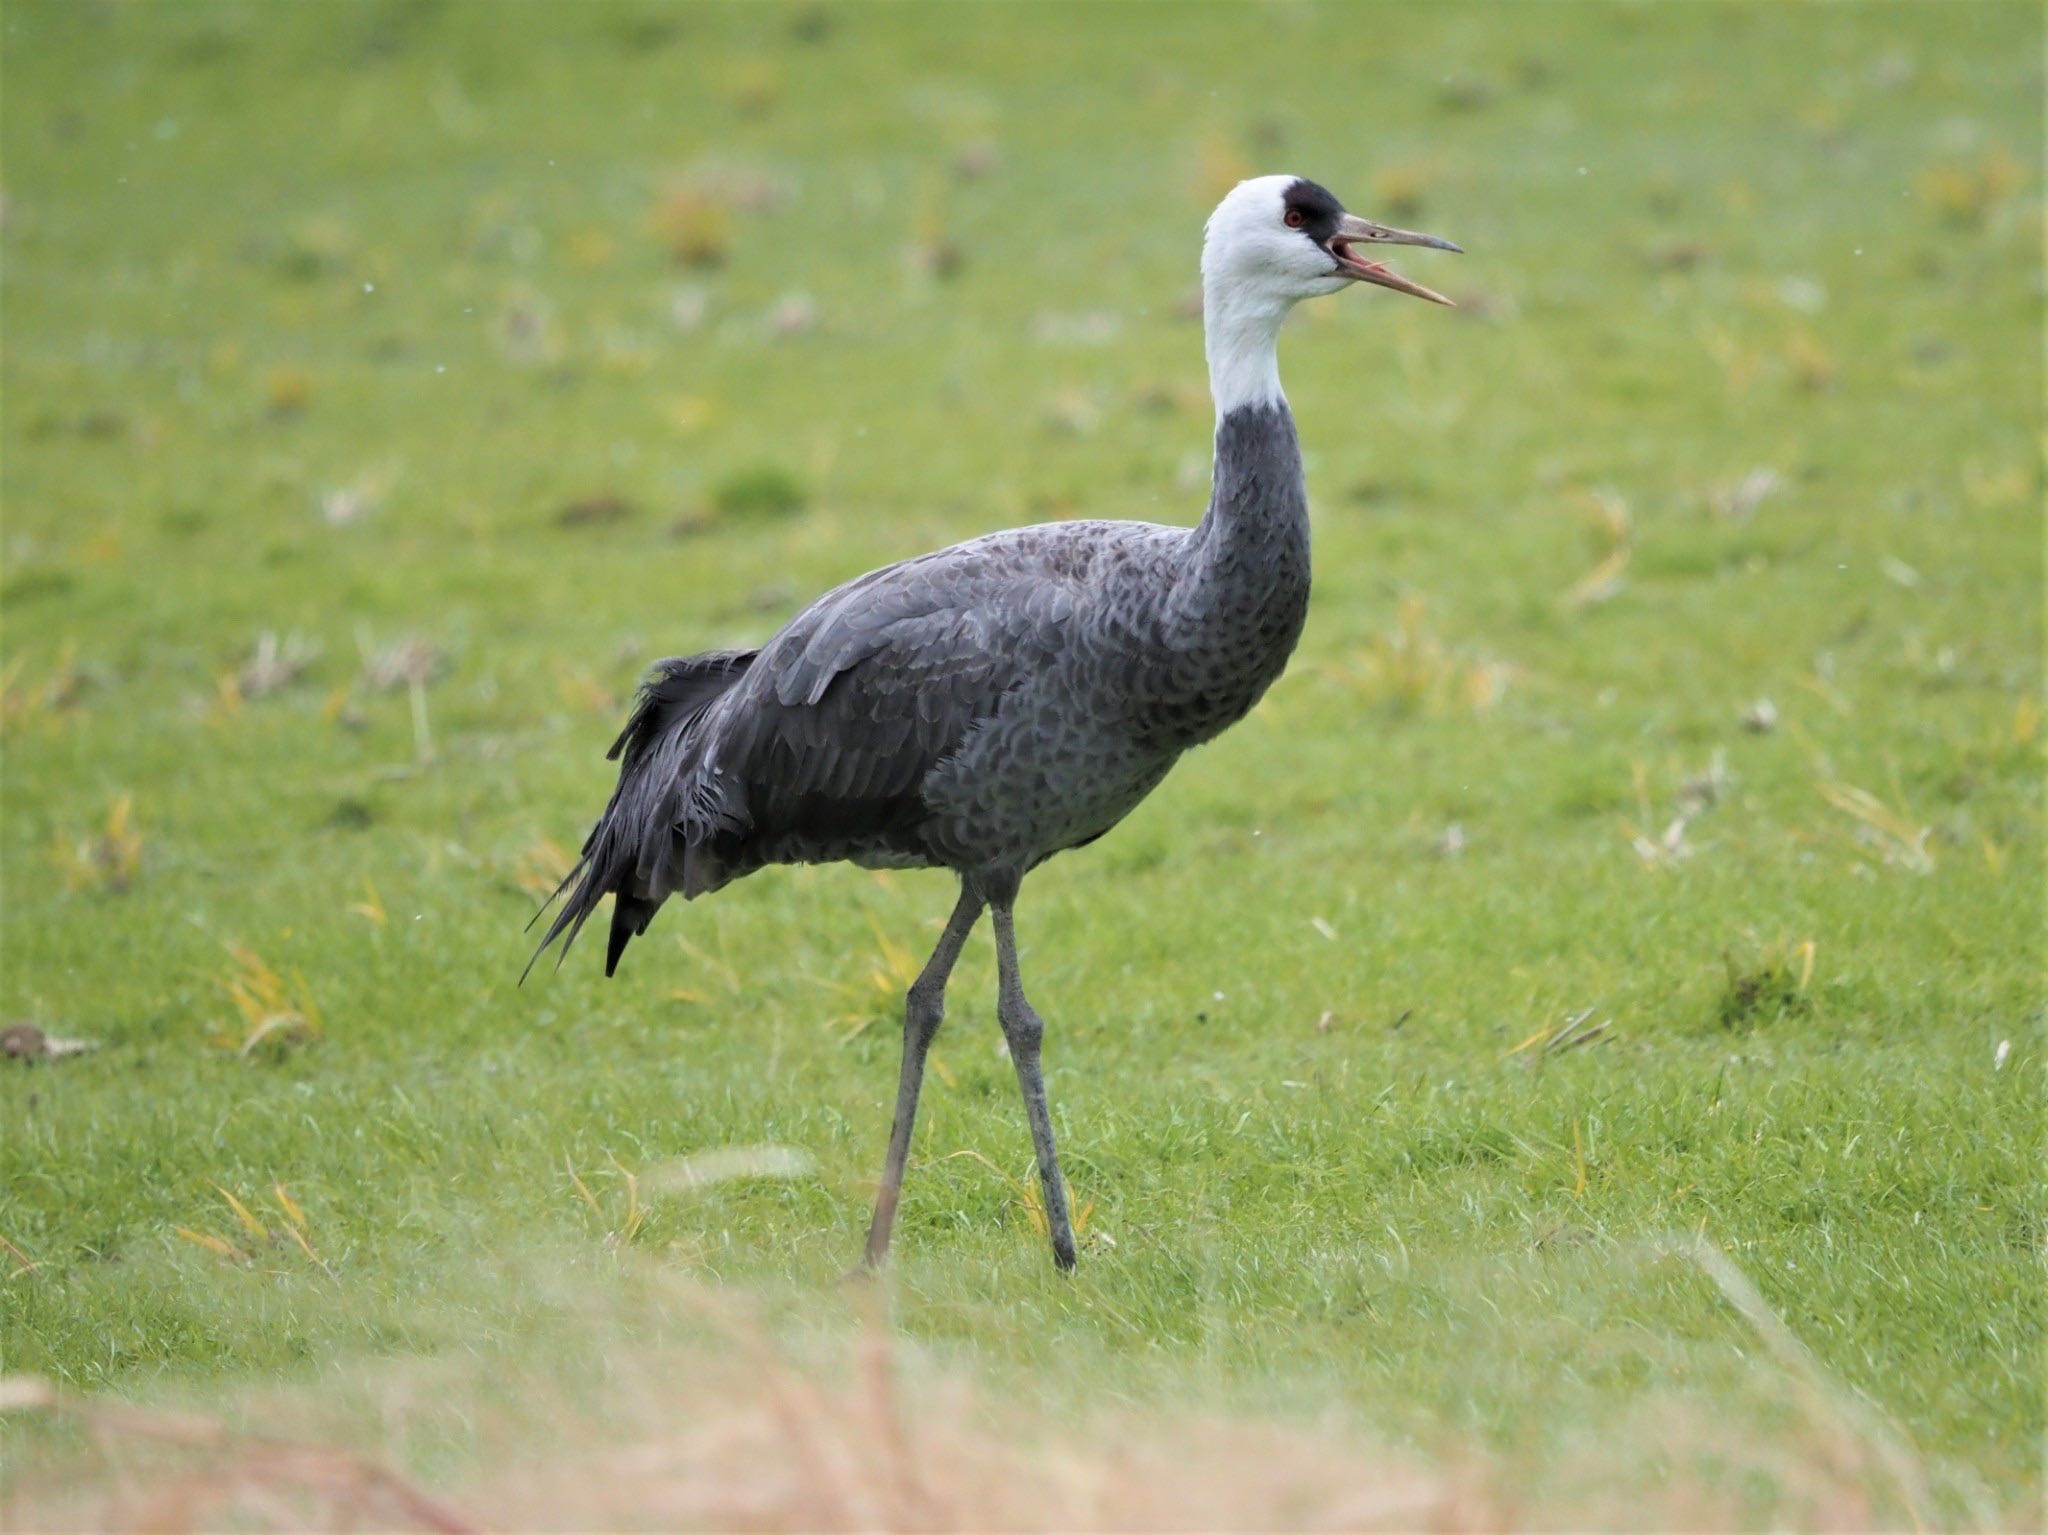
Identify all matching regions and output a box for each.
[514,836,574,898]
[938,1149,1045,1235]
[173,1227,244,1262]
[0,1234,41,1276]
[568,1155,656,1246]
[1512,1009,1611,1059]
[348,876,388,927]
[606,1154,646,1248]
[214,943,325,1055]
[864,914,917,991]
[935,1149,1089,1241]
[1817,782,1934,873]
[674,937,743,997]
[211,1185,269,1243]
[1459,658,1515,713]
[208,670,245,722]
[271,1185,307,1231]
[1564,544,1630,610]
[1793,671,1853,716]
[101,795,140,884]
[0,641,86,733]
[1583,485,1632,544]
[2013,692,2040,746]
[278,1223,322,1265]
[824,911,924,1039]
[563,1157,603,1220]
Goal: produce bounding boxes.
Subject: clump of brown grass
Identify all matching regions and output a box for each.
[1783,326,1837,391]
[3,1235,1988,1534]
[1,641,90,733]
[652,184,735,268]
[211,943,324,1057]
[1,1376,469,1533]
[7,1291,1473,1532]
[264,364,314,416]
[1718,935,1818,1029]
[1622,752,1733,870]
[358,633,446,694]
[50,793,143,894]
[1915,147,2025,227]
[1323,594,1516,715]
[172,1184,327,1272]
[820,910,923,1039]
[232,630,322,701]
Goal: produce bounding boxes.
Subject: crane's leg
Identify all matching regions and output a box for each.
[986,879,1078,1271]
[863,882,984,1269]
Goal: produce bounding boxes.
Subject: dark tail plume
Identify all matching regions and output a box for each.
[523,649,755,982]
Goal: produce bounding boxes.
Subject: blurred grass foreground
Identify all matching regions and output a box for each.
[1,2,2042,1528]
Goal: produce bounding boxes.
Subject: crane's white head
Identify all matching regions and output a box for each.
[1199,175,1461,415]
[1201,174,1461,310]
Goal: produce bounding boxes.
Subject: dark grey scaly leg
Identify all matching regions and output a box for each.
[863,883,984,1269]
[985,879,1078,1271]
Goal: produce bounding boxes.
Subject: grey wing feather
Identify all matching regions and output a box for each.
[711,537,1078,829]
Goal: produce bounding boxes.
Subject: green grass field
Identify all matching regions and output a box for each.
[3,1,2041,1524]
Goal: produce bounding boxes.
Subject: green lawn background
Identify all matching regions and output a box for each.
[2,1,2040,1518]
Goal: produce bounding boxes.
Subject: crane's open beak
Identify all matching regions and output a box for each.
[1328,213,1462,307]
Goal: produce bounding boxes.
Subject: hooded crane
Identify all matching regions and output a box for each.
[531,175,1459,1270]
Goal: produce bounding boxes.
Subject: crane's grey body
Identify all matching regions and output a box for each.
[531,175,1459,1271]
[596,403,1305,905]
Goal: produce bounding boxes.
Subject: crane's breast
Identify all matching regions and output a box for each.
[918,680,1182,869]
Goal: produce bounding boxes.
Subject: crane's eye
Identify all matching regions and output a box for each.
[1283,208,1305,229]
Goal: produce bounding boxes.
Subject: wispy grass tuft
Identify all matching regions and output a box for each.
[212,944,325,1057]
[50,793,142,894]
[1322,594,1515,714]
[1718,936,1818,1030]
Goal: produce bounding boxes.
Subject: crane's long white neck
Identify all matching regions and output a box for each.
[1173,277,1311,658]
[1154,294,1313,743]
[1202,282,1291,417]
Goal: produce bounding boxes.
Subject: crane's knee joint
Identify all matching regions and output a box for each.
[905,980,946,1045]
[998,997,1044,1056]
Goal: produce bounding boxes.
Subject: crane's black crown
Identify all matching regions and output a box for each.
[1282,178,1345,244]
